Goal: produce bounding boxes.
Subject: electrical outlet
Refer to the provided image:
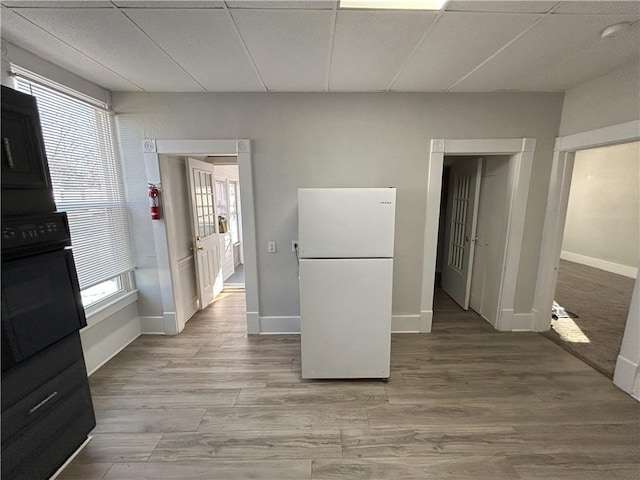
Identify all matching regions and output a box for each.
[292,240,298,252]
[268,241,276,253]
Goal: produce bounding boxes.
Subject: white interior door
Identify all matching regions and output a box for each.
[186,157,223,310]
[442,158,482,309]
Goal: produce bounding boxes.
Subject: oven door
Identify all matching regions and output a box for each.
[1,249,87,370]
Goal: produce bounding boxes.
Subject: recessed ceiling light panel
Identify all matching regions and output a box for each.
[340,0,447,10]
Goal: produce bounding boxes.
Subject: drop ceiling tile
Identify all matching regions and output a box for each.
[113,1,224,7]
[446,1,556,13]
[515,22,640,90]
[123,8,263,91]
[452,13,640,91]
[2,1,113,6]
[230,9,333,91]
[10,7,204,91]
[329,10,435,91]
[392,11,541,91]
[228,1,336,8]
[554,1,640,14]
[0,6,140,90]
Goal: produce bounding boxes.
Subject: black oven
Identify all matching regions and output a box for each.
[2,85,95,480]
[1,212,87,371]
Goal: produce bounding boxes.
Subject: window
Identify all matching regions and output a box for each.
[13,67,136,310]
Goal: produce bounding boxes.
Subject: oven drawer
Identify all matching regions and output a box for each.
[1,382,95,480]
[1,359,89,443]
[1,332,84,410]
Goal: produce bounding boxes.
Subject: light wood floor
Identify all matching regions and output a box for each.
[60,290,640,479]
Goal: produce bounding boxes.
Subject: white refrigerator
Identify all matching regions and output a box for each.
[298,188,396,379]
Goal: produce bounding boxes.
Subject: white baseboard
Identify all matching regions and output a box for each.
[163,311,178,335]
[80,302,141,375]
[259,316,300,334]
[139,316,166,334]
[392,315,421,333]
[561,251,638,278]
[50,435,93,480]
[256,314,424,334]
[420,310,433,333]
[497,309,533,331]
[614,354,640,400]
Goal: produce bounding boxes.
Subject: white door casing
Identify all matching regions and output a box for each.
[420,138,536,333]
[441,158,482,310]
[186,157,223,309]
[143,139,259,335]
[533,120,640,331]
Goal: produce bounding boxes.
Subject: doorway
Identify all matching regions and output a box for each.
[143,139,259,336]
[541,142,639,378]
[533,120,640,395]
[159,154,247,330]
[421,138,537,333]
[435,155,511,328]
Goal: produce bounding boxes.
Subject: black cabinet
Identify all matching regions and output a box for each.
[1,85,55,215]
[1,333,96,480]
[1,86,95,480]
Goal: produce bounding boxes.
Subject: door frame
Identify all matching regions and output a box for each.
[420,138,536,333]
[143,138,260,335]
[532,120,640,332]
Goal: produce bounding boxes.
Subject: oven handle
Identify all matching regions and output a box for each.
[3,137,15,169]
[27,391,58,415]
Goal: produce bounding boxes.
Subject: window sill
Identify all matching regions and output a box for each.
[81,290,138,331]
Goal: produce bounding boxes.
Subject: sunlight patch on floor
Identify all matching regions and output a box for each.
[552,318,591,344]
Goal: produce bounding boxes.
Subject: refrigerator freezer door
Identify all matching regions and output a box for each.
[298,188,395,258]
[299,258,393,379]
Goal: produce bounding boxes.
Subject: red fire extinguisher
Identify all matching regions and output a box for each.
[148,183,161,220]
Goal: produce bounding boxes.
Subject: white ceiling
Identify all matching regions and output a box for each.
[1,0,638,92]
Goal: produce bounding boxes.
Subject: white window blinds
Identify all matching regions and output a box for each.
[14,72,135,290]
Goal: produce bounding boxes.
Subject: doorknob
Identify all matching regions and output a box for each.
[190,246,205,252]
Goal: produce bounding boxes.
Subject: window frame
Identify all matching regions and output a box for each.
[10,66,138,323]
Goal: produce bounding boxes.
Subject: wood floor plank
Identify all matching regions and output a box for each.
[103,460,312,479]
[193,345,301,360]
[72,433,163,463]
[93,408,207,433]
[507,453,640,480]
[162,358,295,374]
[236,384,388,407]
[311,456,521,479]
[512,423,640,454]
[341,427,530,457]
[198,406,369,431]
[90,390,239,410]
[56,462,113,480]
[149,430,342,461]
[366,400,639,428]
[121,372,268,390]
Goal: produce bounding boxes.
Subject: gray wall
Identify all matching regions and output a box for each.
[562,142,640,269]
[559,61,640,136]
[113,91,563,319]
